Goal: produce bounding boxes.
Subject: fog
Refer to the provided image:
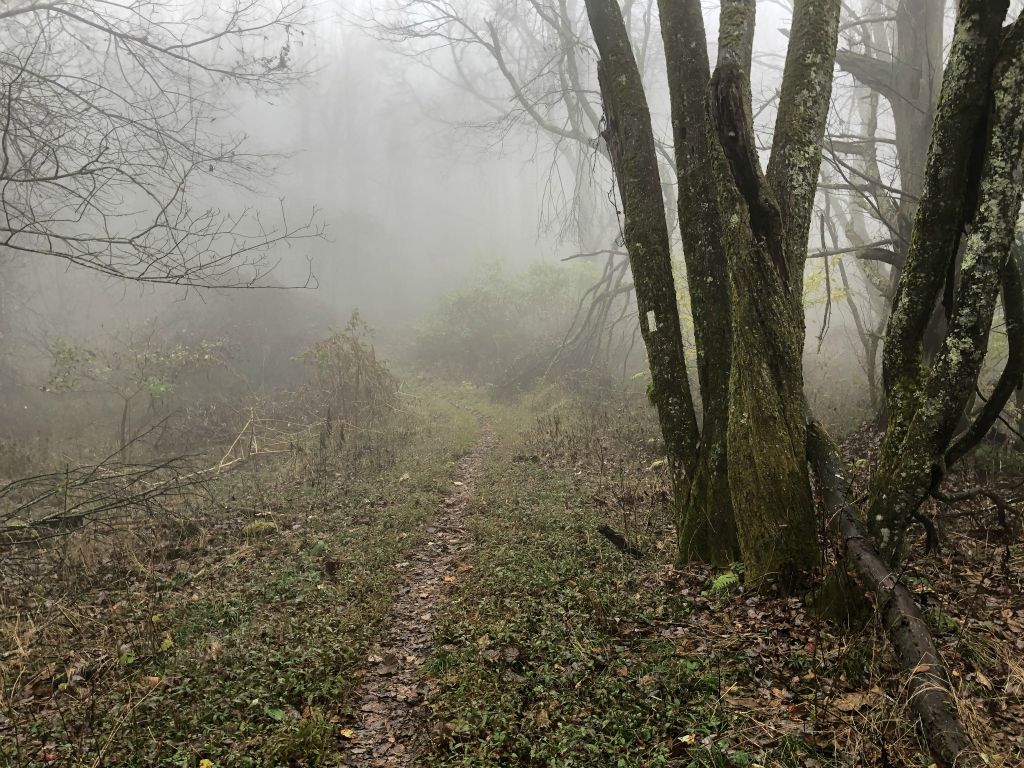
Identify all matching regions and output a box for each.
[0,0,996,457]
[6,3,1024,766]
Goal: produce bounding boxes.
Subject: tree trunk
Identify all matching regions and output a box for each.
[708,0,840,586]
[586,0,839,585]
[658,0,736,564]
[881,0,1009,435]
[583,0,701,509]
[868,8,1024,560]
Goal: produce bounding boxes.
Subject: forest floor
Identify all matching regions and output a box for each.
[341,411,495,766]
[2,379,1023,767]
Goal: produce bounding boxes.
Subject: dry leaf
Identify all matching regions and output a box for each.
[835,691,879,712]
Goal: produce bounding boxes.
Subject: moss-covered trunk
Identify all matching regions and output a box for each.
[707,0,839,586]
[868,10,1024,560]
[658,0,736,564]
[724,224,819,585]
[586,0,839,585]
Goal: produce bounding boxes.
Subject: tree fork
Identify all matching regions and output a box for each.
[705,0,840,587]
[881,0,1010,433]
[867,12,1024,557]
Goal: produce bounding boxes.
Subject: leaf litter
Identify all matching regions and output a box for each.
[341,420,495,766]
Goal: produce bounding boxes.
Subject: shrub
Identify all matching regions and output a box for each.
[297,311,398,427]
[413,260,601,386]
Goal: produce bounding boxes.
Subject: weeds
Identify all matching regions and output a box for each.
[0,381,477,767]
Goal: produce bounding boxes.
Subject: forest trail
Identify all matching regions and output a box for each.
[341,414,495,766]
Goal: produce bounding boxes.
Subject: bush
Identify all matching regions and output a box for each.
[297,310,398,427]
[413,260,600,386]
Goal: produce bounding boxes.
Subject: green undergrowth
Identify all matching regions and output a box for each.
[422,397,820,768]
[3,382,478,767]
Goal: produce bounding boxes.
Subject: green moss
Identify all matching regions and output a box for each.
[241,520,278,538]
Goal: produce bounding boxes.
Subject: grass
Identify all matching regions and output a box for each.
[1,381,478,767]
[420,395,828,768]
[7,378,1023,767]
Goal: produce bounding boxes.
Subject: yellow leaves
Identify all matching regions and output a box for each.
[339,727,356,740]
[198,760,215,768]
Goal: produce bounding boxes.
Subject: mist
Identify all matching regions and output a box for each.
[3,2,1023,767]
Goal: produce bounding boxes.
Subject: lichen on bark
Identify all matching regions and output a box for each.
[867,10,1024,561]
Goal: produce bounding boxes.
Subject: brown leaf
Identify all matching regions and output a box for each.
[835,691,879,712]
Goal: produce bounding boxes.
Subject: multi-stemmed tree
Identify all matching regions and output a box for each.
[583,1,1023,765]
[587,0,840,583]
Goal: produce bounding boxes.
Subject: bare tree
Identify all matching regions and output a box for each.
[0,0,320,286]
[371,0,681,371]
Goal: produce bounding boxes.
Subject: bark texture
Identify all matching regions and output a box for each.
[658,0,736,564]
[946,254,1024,467]
[583,0,701,505]
[709,0,840,586]
[588,0,840,585]
[869,10,1024,559]
[881,0,1010,433]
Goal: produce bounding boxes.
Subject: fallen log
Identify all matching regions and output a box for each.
[806,422,983,768]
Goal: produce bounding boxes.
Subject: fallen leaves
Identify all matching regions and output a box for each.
[833,689,882,713]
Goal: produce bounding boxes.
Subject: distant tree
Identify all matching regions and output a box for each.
[48,322,226,452]
[0,0,319,286]
[374,0,626,248]
[815,0,946,408]
[373,0,670,371]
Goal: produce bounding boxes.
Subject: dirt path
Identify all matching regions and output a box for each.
[341,417,494,766]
